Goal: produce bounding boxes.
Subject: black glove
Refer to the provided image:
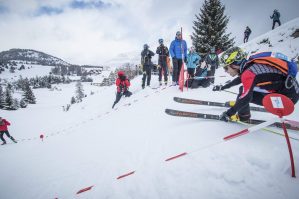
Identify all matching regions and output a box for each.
[184,57,187,63]
[212,85,222,91]
[219,111,230,122]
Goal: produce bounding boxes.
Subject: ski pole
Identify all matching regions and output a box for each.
[236,120,299,141]
[222,90,238,95]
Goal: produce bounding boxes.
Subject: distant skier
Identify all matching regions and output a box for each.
[213,47,299,122]
[185,46,201,87]
[270,9,281,30]
[156,38,170,86]
[205,46,219,84]
[141,44,155,88]
[0,117,17,145]
[112,71,132,108]
[243,26,251,43]
[169,31,187,86]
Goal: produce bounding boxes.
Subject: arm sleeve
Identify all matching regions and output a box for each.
[125,79,130,87]
[226,70,256,116]
[4,120,10,126]
[169,41,175,58]
[150,50,155,56]
[166,47,169,56]
[221,77,241,90]
[156,47,160,54]
[115,78,121,86]
[183,41,188,58]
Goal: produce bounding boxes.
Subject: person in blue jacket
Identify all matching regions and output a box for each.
[270,9,281,30]
[169,31,187,86]
[186,46,201,78]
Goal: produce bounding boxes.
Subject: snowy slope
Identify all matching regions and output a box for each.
[0,64,53,81]
[240,17,299,60]
[1,19,299,199]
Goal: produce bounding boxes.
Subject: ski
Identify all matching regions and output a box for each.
[165,109,299,131]
[173,97,267,112]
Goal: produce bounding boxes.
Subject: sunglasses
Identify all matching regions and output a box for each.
[223,65,229,71]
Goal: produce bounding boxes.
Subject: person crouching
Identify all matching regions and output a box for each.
[112,71,132,108]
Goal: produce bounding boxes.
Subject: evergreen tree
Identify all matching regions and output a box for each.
[191,0,235,54]
[4,85,14,110]
[0,85,5,109]
[20,98,28,108]
[23,79,36,104]
[75,81,84,102]
[11,98,20,110]
[71,96,76,104]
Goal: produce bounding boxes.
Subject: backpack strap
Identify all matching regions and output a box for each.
[246,57,288,75]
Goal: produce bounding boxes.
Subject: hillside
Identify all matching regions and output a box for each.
[0,18,299,199]
[0,48,71,66]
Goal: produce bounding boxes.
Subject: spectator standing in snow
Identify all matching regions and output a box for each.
[270,9,281,30]
[205,46,219,84]
[243,26,251,43]
[156,38,170,86]
[169,31,187,86]
[0,117,17,145]
[141,44,155,88]
[112,71,132,108]
[185,46,201,87]
[186,46,201,78]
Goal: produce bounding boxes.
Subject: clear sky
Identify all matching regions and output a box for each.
[0,0,298,65]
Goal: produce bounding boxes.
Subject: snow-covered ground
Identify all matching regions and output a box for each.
[1,18,299,199]
[0,64,53,81]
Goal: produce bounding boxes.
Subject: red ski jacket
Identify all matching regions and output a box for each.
[116,78,130,93]
[0,119,10,131]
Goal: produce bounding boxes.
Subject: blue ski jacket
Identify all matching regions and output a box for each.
[169,38,187,59]
[187,52,201,69]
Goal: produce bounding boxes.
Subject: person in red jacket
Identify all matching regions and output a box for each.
[112,71,132,108]
[0,117,17,145]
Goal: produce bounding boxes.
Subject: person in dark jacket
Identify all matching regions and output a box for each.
[0,117,17,145]
[244,26,252,43]
[205,46,219,84]
[169,31,187,86]
[141,44,155,88]
[112,71,132,108]
[156,38,170,86]
[270,9,281,30]
[213,47,299,122]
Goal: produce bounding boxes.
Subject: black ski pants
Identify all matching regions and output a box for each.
[142,64,152,86]
[272,20,281,30]
[158,60,168,82]
[0,131,15,143]
[172,58,183,83]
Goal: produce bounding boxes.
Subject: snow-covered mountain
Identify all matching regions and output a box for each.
[0,18,299,199]
[0,48,71,67]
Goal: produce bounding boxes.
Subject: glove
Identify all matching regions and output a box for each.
[212,85,222,91]
[219,111,230,122]
[172,56,176,60]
